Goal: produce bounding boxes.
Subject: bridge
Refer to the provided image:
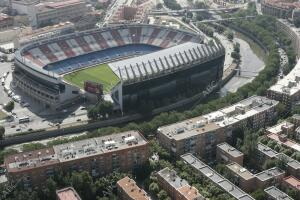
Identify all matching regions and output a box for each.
[196,16,255,23]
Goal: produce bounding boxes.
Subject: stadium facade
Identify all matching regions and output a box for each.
[13,24,225,111]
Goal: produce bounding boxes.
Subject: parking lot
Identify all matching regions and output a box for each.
[0,59,89,136]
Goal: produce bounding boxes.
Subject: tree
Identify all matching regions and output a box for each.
[157,190,168,200]
[226,30,234,41]
[0,126,5,140]
[4,101,14,112]
[149,182,159,194]
[251,189,267,200]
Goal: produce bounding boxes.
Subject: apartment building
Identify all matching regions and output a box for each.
[216,143,244,165]
[226,163,256,193]
[117,176,151,200]
[56,187,81,200]
[257,143,300,179]
[266,121,295,136]
[264,186,294,200]
[254,167,285,188]
[181,154,254,200]
[282,176,300,199]
[0,14,13,30]
[4,131,149,188]
[261,0,296,19]
[158,96,278,159]
[31,0,88,28]
[156,167,204,200]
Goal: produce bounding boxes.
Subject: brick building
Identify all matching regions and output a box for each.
[282,176,300,199]
[216,143,244,165]
[56,187,81,200]
[117,176,150,200]
[4,131,149,188]
[156,167,204,200]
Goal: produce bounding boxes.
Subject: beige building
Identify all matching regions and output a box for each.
[31,0,88,28]
[56,187,81,200]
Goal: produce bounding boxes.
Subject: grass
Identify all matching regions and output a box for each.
[63,64,120,93]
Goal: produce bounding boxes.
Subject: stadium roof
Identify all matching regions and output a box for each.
[109,41,224,83]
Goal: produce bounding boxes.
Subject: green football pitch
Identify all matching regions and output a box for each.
[63,64,120,93]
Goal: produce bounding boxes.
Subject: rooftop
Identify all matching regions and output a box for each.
[203,96,278,127]
[5,131,147,172]
[157,167,189,189]
[177,185,204,200]
[226,163,254,180]
[257,143,279,158]
[157,115,222,141]
[264,186,294,200]
[276,153,300,171]
[181,153,254,200]
[36,0,85,12]
[269,58,300,97]
[217,143,244,158]
[267,133,300,152]
[109,41,224,82]
[117,176,150,200]
[56,187,81,200]
[254,167,285,181]
[266,121,294,135]
[283,176,300,191]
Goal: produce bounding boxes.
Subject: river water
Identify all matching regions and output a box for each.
[220,32,266,96]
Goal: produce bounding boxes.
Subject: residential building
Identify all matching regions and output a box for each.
[282,176,300,199]
[254,167,285,188]
[261,0,300,19]
[266,121,295,137]
[181,153,255,200]
[30,0,88,28]
[291,114,300,127]
[11,0,40,15]
[217,143,244,165]
[267,132,300,152]
[0,14,13,30]
[156,167,204,200]
[264,186,294,200]
[56,187,81,200]
[257,143,300,178]
[158,96,278,159]
[226,163,256,192]
[4,131,149,188]
[117,176,150,200]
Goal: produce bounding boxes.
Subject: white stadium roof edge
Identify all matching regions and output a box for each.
[109,41,225,83]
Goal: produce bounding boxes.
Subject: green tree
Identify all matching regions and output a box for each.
[251,189,267,200]
[0,126,5,140]
[157,190,168,200]
[4,101,14,112]
[149,182,160,194]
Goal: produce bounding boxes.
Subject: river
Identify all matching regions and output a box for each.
[220,32,266,96]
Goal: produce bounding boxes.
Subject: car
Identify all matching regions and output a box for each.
[76,118,82,122]
[70,113,75,116]
[11,125,16,128]
[80,106,86,110]
[16,128,21,131]
[28,128,33,131]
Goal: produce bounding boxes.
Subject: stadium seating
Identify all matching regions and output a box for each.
[21,25,202,74]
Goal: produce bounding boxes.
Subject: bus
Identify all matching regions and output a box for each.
[19,117,30,124]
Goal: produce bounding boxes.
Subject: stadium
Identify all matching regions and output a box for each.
[13,24,225,111]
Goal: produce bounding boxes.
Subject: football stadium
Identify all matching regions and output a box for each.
[13,24,225,111]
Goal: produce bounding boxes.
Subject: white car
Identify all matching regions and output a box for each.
[12,95,21,102]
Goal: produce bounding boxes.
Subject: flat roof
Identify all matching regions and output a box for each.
[268,58,300,97]
[267,133,300,152]
[157,115,222,141]
[255,167,285,181]
[157,167,189,189]
[266,121,294,135]
[203,96,278,127]
[226,163,254,180]
[283,176,300,191]
[56,187,81,200]
[181,153,254,200]
[117,176,150,200]
[257,143,279,158]
[177,185,204,200]
[5,131,147,172]
[276,153,300,170]
[109,41,224,82]
[264,186,294,200]
[217,143,244,158]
